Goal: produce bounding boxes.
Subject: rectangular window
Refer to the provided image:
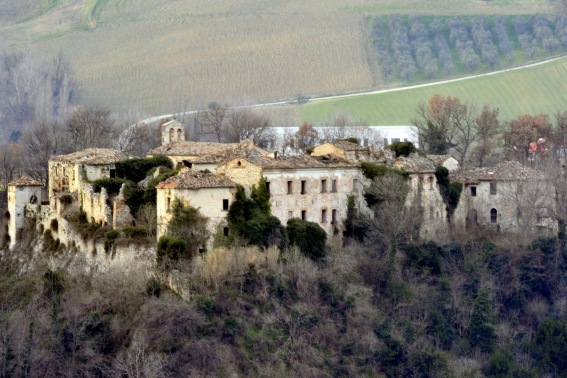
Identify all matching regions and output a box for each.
[321,179,327,193]
[430,206,434,220]
[223,227,229,237]
[331,179,337,193]
[470,186,477,196]
[352,179,358,193]
[383,138,389,147]
[392,138,401,143]
[223,199,229,211]
[265,181,270,194]
[301,210,306,221]
[287,181,293,194]
[167,197,171,211]
[321,209,327,223]
[490,182,497,195]
[331,209,337,224]
[301,180,307,194]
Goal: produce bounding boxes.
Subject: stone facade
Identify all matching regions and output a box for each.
[155,170,237,246]
[451,161,557,236]
[7,177,43,249]
[161,119,186,145]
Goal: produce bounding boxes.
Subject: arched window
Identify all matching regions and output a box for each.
[490,208,497,223]
[177,128,182,141]
[169,128,174,142]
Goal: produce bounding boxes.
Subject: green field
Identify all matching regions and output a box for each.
[0,0,560,116]
[300,56,567,125]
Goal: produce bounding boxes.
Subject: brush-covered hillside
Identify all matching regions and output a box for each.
[0,0,561,117]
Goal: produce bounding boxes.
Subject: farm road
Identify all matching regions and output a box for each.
[142,54,567,124]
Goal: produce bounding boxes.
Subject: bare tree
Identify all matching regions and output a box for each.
[472,104,501,167]
[198,102,227,142]
[65,105,115,151]
[224,107,272,145]
[413,94,478,165]
[0,143,23,190]
[20,119,64,184]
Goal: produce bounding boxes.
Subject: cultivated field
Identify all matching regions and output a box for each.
[300,56,567,125]
[0,0,558,116]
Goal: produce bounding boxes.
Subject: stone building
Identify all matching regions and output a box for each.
[147,139,269,169]
[427,155,459,172]
[450,161,557,236]
[6,176,44,249]
[48,148,132,197]
[160,119,186,145]
[311,141,372,162]
[216,154,367,241]
[393,153,449,241]
[155,170,237,245]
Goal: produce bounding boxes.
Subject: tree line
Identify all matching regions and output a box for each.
[372,14,567,82]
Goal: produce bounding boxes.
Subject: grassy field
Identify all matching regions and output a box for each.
[300,56,567,125]
[0,0,559,115]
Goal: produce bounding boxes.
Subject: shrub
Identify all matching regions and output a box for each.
[287,218,327,260]
[104,229,120,252]
[531,318,567,375]
[91,178,130,194]
[145,277,162,298]
[59,194,73,205]
[157,235,189,265]
[435,166,463,215]
[115,155,173,183]
[122,226,147,239]
[361,162,409,180]
[386,141,418,157]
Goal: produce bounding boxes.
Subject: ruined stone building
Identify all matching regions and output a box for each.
[450,161,557,236]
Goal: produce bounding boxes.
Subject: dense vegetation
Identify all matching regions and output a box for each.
[2,235,567,376]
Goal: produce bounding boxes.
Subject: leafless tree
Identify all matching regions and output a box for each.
[20,119,65,184]
[224,107,272,145]
[472,104,501,167]
[413,94,478,165]
[65,105,115,152]
[0,143,23,190]
[197,102,227,142]
[136,203,157,238]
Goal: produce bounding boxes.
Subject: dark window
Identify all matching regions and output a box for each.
[490,182,497,195]
[265,181,270,194]
[287,181,293,194]
[352,179,358,193]
[167,198,171,211]
[490,208,497,223]
[321,209,327,223]
[331,179,337,192]
[223,199,229,210]
[301,210,306,221]
[223,227,229,237]
[430,206,434,219]
[331,209,337,224]
[429,176,434,189]
[470,186,477,196]
[109,169,116,178]
[301,180,306,194]
[321,179,327,193]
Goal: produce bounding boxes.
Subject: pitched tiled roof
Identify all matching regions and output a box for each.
[393,153,436,173]
[155,170,236,190]
[238,154,359,170]
[8,176,43,186]
[450,161,545,184]
[326,141,368,152]
[427,155,456,167]
[148,139,263,157]
[191,146,266,164]
[51,149,133,165]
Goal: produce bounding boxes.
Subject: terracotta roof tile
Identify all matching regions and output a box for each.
[148,139,263,157]
[393,153,436,173]
[450,161,545,184]
[239,154,359,170]
[156,170,236,190]
[51,149,133,165]
[8,176,43,187]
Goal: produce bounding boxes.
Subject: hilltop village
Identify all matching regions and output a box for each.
[4,119,558,258]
